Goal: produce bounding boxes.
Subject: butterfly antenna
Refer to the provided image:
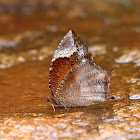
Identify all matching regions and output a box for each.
[22,91,46,98]
[44,103,48,108]
[26,91,46,96]
[61,102,69,111]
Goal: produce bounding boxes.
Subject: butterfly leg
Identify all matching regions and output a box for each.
[60,102,69,111]
[52,104,59,114]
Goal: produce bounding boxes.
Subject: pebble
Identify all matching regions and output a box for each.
[115,50,140,66]
[129,94,140,100]
[89,45,106,56]
[17,56,25,62]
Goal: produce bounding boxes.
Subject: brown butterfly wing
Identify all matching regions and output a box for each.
[49,30,90,105]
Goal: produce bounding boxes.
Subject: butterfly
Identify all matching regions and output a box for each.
[48,30,114,111]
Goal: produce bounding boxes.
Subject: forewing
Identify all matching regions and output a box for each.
[49,30,89,98]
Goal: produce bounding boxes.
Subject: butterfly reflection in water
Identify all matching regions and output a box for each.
[48,30,114,111]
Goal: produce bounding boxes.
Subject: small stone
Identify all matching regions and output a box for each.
[38,56,44,61]
[28,49,38,55]
[0,64,7,69]
[89,45,106,56]
[113,47,119,52]
[115,50,140,65]
[14,124,21,128]
[17,56,25,62]
[129,94,140,100]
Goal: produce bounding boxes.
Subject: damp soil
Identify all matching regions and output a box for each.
[0,0,140,139]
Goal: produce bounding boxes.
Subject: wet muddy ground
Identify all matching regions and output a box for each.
[0,0,140,139]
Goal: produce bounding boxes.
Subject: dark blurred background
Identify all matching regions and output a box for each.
[0,0,139,34]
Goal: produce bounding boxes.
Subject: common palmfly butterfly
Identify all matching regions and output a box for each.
[48,30,114,111]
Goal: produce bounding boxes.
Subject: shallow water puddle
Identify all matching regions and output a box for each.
[0,0,140,139]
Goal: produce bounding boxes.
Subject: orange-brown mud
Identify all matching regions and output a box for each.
[0,0,140,139]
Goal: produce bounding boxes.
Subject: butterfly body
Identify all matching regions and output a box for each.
[49,30,113,108]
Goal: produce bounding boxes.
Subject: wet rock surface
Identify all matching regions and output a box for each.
[0,0,140,139]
